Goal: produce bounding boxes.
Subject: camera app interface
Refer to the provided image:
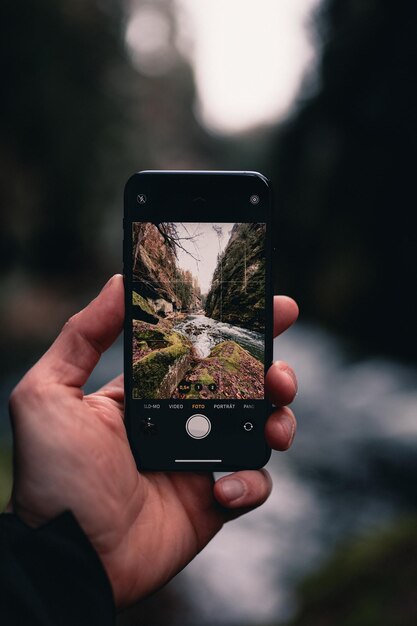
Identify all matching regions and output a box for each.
[131,222,266,400]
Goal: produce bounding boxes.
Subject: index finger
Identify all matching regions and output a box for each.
[29,275,124,389]
[274,296,299,338]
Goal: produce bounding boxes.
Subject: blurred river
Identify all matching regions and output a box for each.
[174,313,265,361]
[1,323,417,624]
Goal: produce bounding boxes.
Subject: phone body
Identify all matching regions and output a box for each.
[124,170,273,471]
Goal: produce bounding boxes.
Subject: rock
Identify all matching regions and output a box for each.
[133,323,192,398]
[132,291,159,324]
[132,223,201,312]
[153,298,173,317]
[178,340,264,400]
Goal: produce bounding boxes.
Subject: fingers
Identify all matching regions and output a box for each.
[273,296,299,338]
[264,361,297,449]
[213,407,297,517]
[214,469,272,511]
[265,406,296,451]
[212,298,298,521]
[31,275,124,388]
[265,360,297,406]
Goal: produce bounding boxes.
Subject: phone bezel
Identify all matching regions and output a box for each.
[124,170,274,471]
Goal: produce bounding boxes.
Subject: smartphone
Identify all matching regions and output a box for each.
[124,171,273,471]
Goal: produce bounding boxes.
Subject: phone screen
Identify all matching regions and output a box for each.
[124,171,272,471]
[131,222,266,401]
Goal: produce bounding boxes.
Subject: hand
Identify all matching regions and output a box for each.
[8,275,298,608]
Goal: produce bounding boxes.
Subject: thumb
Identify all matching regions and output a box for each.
[32,275,124,388]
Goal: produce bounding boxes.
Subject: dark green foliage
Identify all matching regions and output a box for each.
[173,268,194,310]
[288,518,417,626]
[205,223,266,331]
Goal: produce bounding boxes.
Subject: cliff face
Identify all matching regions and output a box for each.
[205,223,266,331]
[132,222,201,317]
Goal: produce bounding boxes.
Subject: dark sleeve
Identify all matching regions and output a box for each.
[0,511,116,626]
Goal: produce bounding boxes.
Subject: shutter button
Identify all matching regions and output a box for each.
[186,414,211,439]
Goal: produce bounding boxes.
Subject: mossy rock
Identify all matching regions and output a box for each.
[132,291,159,324]
[179,340,264,400]
[209,340,250,372]
[133,324,166,343]
[133,329,192,398]
[196,368,215,386]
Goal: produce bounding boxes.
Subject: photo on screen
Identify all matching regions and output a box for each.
[131,222,266,400]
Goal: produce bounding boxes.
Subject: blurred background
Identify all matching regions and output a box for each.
[1,0,417,624]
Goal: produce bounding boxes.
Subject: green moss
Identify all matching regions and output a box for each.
[133,325,166,343]
[205,224,266,331]
[197,368,215,385]
[133,330,190,397]
[132,291,155,315]
[210,340,249,372]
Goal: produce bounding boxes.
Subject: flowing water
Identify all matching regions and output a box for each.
[173,314,265,362]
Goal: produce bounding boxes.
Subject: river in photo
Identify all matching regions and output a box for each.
[173,314,264,362]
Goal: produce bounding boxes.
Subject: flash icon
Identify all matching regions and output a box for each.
[137,193,147,204]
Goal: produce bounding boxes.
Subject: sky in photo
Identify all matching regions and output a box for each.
[175,222,235,294]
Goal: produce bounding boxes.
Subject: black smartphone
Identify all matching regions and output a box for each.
[124,170,273,471]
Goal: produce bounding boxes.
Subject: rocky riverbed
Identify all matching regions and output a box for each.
[132,313,265,399]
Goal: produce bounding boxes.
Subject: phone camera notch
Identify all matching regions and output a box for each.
[249,194,260,205]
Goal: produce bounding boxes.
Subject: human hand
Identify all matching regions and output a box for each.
[8,275,298,608]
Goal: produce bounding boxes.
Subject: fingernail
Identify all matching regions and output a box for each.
[285,371,298,395]
[274,362,298,394]
[281,414,296,447]
[221,478,245,502]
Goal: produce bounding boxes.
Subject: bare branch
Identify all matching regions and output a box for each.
[155,222,201,262]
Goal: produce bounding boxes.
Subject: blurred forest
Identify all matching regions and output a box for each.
[269,0,417,363]
[0,0,216,375]
[0,0,417,368]
[1,0,416,375]
[1,0,417,625]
